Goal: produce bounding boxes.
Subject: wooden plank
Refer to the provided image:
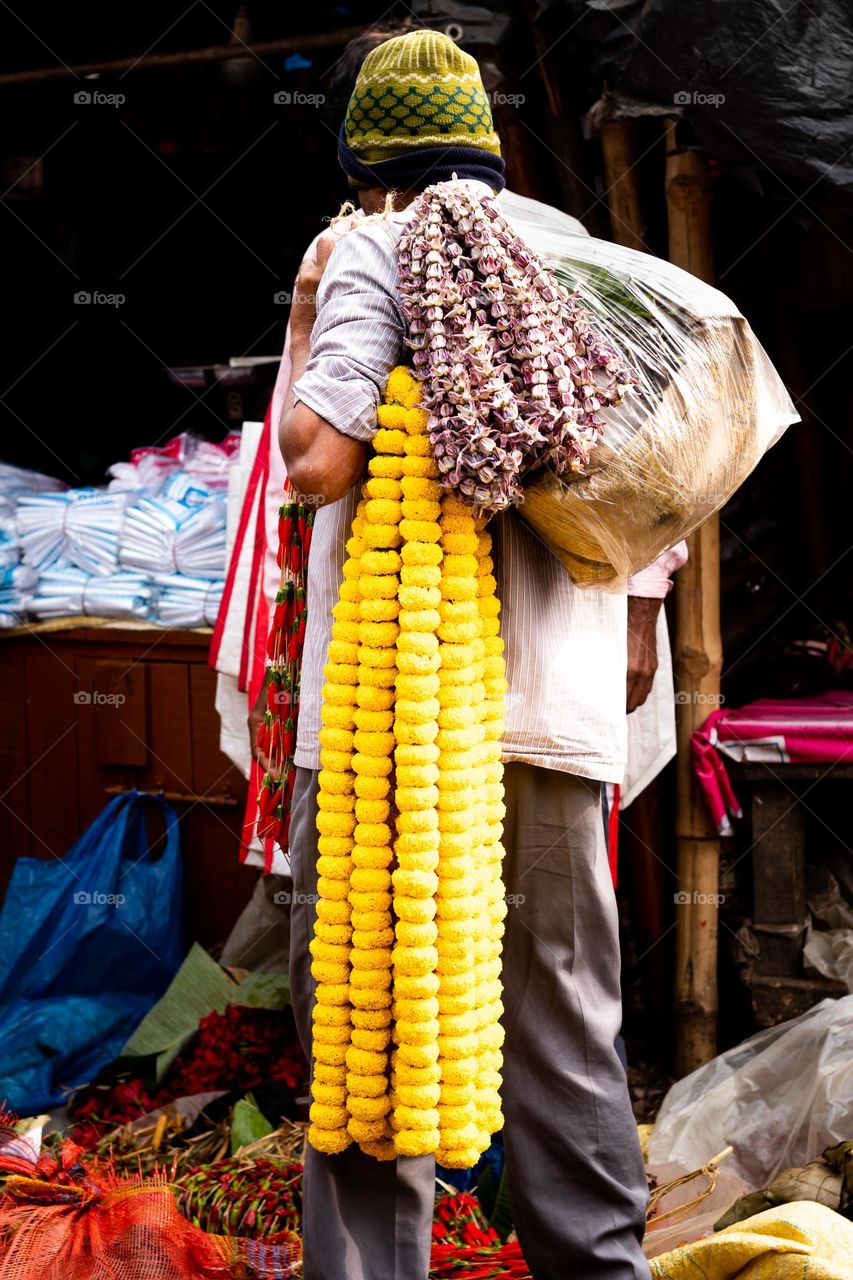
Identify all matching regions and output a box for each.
[0,641,30,893]
[181,807,255,951]
[74,657,143,827]
[751,787,807,928]
[0,622,213,651]
[598,120,648,252]
[73,658,148,767]
[141,663,192,794]
[750,783,807,977]
[188,664,247,802]
[22,645,80,859]
[749,974,847,1028]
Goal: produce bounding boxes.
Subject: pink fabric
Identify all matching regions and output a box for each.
[608,782,620,888]
[626,540,689,598]
[692,691,853,834]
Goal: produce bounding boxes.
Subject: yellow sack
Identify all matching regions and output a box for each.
[650,1201,853,1280]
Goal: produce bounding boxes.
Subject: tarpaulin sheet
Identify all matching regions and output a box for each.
[539,0,853,202]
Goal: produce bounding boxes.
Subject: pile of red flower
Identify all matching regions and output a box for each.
[430,1192,530,1279]
[70,1005,308,1149]
[166,1005,306,1099]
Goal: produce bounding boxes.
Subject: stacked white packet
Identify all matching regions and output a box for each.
[150,574,224,628]
[119,495,227,580]
[0,563,38,628]
[29,564,152,620]
[17,490,130,576]
[0,462,65,625]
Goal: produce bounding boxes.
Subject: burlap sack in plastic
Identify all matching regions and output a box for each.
[500,193,799,589]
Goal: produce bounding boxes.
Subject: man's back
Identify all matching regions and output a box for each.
[292,183,628,787]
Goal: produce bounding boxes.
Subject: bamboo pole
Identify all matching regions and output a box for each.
[664,120,722,1075]
[596,116,670,1062]
[0,28,368,87]
[598,120,647,251]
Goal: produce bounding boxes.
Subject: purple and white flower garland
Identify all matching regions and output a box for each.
[397,184,635,515]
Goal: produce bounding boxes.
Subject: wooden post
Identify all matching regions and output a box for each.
[664,121,722,1074]
[523,0,605,234]
[598,120,647,251]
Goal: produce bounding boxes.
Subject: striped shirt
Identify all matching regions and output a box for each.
[292,185,650,782]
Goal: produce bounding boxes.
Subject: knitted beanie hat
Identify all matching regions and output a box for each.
[343,30,501,165]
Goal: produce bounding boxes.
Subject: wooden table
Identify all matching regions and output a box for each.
[0,620,254,950]
[731,760,852,1026]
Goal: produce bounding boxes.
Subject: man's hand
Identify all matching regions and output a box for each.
[248,682,270,774]
[289,234,337,343]
[626,596,662,713]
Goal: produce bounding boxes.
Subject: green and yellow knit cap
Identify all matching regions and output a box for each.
[343,29,501,165]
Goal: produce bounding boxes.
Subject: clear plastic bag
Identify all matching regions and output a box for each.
[647,995,853,1186]
[499,193,799,589]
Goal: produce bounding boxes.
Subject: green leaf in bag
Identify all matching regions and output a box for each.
[121,943,236,1082]
[230,1093,274,1156]
[231,970,291,1010]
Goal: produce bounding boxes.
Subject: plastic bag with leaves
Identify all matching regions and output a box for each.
[499,191,798,589]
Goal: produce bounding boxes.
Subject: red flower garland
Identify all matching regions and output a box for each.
[255,484,314,854]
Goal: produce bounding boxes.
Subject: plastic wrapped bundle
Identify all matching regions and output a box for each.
[150,574,224,628]
[107,454,180,496]
[501,197,798,588]
[108,432,241,496]
[119,496,227,580]
[0,511,26,619]
[106,431,193,495]
[399,184,797,591]
[183,432,242,489]
[0,461,65,515]
[17,490,129,576]
[29,566,152,620]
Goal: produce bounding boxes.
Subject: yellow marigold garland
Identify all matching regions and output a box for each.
[309,367,506,1167]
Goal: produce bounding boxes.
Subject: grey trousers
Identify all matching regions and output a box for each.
[220,871,292,973]
[289,764,650,1280]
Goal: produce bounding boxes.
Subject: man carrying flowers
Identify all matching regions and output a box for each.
[279,28,654,1280]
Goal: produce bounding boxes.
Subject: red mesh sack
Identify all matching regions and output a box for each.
[0,1140,301,1280]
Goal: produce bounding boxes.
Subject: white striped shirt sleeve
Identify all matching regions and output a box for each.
[291,225,405,442]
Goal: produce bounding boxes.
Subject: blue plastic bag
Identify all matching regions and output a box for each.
[0,791,185,1113]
